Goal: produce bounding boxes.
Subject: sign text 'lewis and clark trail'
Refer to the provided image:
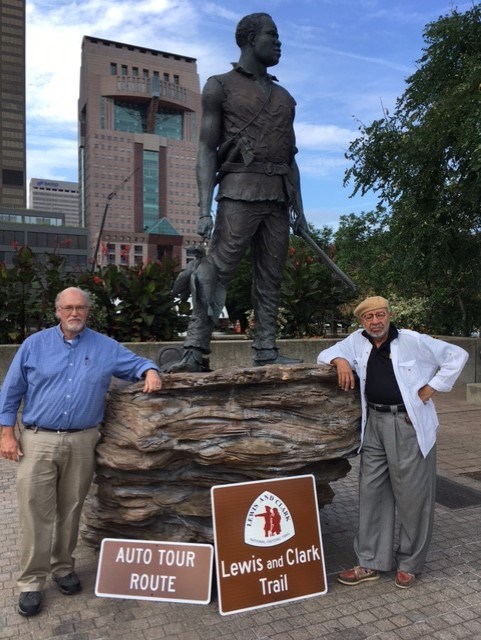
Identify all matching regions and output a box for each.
[211,475,327,615]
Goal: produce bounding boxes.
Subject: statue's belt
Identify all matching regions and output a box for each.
[219,161,289,176]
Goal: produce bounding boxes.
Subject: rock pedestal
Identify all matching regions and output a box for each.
[82,364,360,547]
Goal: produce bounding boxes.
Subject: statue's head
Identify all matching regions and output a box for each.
[235,12,274,48]
[235,13,281,68]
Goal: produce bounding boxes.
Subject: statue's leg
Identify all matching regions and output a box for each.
[169,200,255,373]
[251,202,302,366]
[209,198,259,287]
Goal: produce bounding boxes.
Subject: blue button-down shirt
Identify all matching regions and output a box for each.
[0,325,159,430]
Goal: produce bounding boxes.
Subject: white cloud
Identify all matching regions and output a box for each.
[295,123,356,151]
[27,137,79,185]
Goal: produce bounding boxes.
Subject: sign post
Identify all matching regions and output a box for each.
[211,475,327,615]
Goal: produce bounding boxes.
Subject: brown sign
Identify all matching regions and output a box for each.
[95,539,213,604]
[211,474,327,615]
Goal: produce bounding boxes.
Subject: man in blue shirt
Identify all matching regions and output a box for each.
[0,287,162,616]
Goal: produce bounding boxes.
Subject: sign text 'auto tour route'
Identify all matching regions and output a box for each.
[95,539,213,604]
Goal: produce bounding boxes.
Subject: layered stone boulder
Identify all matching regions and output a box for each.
[82,363,360,547]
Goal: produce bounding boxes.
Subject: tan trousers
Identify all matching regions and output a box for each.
[17,427,100,592]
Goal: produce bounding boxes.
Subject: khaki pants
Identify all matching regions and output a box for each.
[17,427,99,592]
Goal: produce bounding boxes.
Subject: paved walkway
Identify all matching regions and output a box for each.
[1,386,481,640]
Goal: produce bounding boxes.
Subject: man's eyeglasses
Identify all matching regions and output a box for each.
[361,311,388,322]
[57,305,89,313]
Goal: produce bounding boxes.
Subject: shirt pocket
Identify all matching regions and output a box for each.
[397,360,421,386]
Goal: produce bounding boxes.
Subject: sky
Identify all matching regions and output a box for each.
[25,0,473,231]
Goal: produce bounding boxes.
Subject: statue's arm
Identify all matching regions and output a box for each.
[196,77,224,238]
[289,157,308,235]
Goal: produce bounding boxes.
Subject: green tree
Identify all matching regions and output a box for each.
[334,208,393,295]
[280,226,353,337]
[225,226,354,338]
[0,247,185,344]
[343,5,481,335]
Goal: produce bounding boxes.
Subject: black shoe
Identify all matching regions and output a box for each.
[253,354,303,366]
[18,591,43,616]
[53,571,82,595]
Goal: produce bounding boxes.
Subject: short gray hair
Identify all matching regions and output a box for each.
[55,287,91,308]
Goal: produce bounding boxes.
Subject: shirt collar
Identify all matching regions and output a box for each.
[362,324,399,348]
[231,62,279,82]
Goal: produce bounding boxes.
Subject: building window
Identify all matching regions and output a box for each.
[121,64,128,75]
[155,107,183,139]
[113,101,183,140]
[143,150,159,230]
[132,66,139,76]
[114,100,145,133]
[110,62,117,75]
[163,73,170,82]
[2,168,23,186]
[173,74,180,84]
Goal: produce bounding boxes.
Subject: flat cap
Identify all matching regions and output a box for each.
[354,296,390,319]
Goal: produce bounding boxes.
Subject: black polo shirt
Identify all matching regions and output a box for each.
[364,324,403,405]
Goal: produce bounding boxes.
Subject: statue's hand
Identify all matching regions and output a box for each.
[197,215,213,239]
[292,211,308,237]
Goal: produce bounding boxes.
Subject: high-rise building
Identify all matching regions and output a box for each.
[29,178,80,227]
[79,36,202,269]
[0,0,26,208]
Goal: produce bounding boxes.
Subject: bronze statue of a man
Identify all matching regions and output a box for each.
[170,12,307,372]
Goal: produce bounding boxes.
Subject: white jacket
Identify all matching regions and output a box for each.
[317,329,468,457]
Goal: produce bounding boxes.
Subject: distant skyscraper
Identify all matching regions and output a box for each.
[0,0,26,208]
[78,36,202,269]
[29,178,80,227]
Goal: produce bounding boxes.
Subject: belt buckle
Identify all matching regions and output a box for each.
[264,162,274,176]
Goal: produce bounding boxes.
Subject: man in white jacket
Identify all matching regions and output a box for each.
[318,296,468,589]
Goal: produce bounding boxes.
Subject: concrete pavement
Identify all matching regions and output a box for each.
[1,386,481,640]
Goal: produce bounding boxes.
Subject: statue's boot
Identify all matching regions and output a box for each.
[166,347,211,373]
[253,352,303,367]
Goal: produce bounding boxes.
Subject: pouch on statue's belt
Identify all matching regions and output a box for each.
[219,161,289,176]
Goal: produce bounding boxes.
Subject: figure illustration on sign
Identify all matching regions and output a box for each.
[256,506,273,537]
[271,507,282,536]
[256,505,283,537]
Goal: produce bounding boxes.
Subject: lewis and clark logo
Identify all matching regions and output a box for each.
[244,490,295,547]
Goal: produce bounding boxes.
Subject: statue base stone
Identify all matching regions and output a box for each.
[81,363,360,547]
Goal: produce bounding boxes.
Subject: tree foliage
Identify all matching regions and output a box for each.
[225,226,355,338]
[280,226,353,337]
[0,247,186,344]
[341,5,481,335]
